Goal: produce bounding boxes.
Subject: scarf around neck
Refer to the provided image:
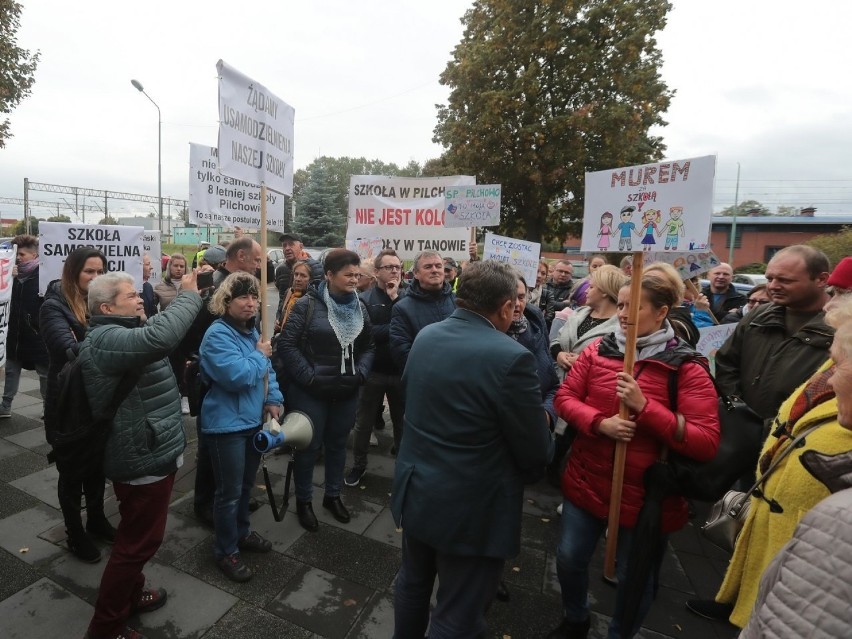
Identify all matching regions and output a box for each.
[17,258,39,277]
[614,320,675,361]
[507,314,529,340]
[321,282,364,374]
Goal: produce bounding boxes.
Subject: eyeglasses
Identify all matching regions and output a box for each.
[747,298,770,305]
[378,265,402,272]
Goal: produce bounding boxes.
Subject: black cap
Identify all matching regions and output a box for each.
[279,233,301,243]
[443,257,459,269]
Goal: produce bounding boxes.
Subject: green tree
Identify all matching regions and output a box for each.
[12,216,40,235]
[291,156,422,245]
[98,215,119,225]
[808,226,852,268]
[433,0,672,243]
[775,205,799,217]
[718,199,770,216]
[46,213,71,222]
[293,163,344,246]
[0,1,40,148]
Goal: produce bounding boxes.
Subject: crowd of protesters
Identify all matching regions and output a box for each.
[2,229,851,639]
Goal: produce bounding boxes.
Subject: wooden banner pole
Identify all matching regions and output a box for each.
[603,250,644,580]
[260,183,270,342]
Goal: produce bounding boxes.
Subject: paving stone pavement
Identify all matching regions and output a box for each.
[0,370,740,638]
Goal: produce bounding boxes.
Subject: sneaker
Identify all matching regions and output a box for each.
[344,466,366,487]
[0,406,10,419]
[685,599,734,621]
[369,433,379,447]
[180,396,190,415]
[238,531,272,553]
[217,553,253,582]
[133,587,168,614]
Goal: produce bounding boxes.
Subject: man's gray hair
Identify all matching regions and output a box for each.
[456,261,518,315]
[413,251,441,273]
[88,272,135,315]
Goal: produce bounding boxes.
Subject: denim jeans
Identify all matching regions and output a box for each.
[555,499,667,639]
[287,384,357,502]
[206,426,262,559]
[2,358,48,408]
[352,371,404,468]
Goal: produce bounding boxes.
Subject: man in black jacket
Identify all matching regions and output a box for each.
[701,262,746,322]
[345,250,405,487]
[274,233,323,293]
[390,251,456,372]
[544,259,575,319]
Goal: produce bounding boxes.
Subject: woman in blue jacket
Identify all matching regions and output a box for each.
[200,272,283,583]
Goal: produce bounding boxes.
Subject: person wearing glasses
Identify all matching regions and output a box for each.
[390,251,456,372]
[346,249,407,487]
[544,260,575,325]
[722,284,770,324]
[276,249,375,532]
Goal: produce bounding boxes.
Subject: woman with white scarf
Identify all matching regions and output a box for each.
[276,249,374,532]
[547,272,720,639]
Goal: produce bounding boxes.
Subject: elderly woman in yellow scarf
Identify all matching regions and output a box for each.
[274,260,311,333]
[686,296,852,628]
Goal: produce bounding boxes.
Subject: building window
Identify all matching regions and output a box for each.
[725,227,743,248]
[765,246,786,262]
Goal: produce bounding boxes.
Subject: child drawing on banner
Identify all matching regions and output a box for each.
[639,208,661,252]
[660,206,685,250]
[687,253,701,273]
[616,206,636,251]
[597,212,613,250]
[672,257,690,280]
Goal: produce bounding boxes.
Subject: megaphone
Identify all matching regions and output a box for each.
[253,410,314,454]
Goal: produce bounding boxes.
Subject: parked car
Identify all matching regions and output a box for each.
[733,273,767,287]
[267,248,285,268]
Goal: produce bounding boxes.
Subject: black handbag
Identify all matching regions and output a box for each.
[665,364,765,502]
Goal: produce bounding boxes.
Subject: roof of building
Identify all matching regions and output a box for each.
[711,215,852,226]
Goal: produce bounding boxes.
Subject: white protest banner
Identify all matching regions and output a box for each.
[345,237,384,261]
[444,184,501,228]
[188,143,286,231]
[142,230,162,282]
[580,155,716,253]
[696,323,736,375]
[217,60,295,196]
[39,222,145,295]
[482,232,541,285]
[649,249,721,280]
[0,247,16,368]
[347,175,475,262]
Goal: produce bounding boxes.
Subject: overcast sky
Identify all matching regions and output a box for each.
[2,0,851,223]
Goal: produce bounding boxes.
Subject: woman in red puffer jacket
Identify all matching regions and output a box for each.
[547,272,720,639]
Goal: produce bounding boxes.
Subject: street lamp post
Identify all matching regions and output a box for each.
[130,79,162,233]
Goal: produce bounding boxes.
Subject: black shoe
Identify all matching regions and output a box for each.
[194,505,214,529]
[495,580,510,602]
[238,531,272,553]
[217,553,253,582]
[86,515,117,544]
[344,466,366,487]
[297,500,319,532]
[66,528,101,563]
[546,616,590,639]
[248,497,260,513]
[686,599,734,621]
[322,495,351,523]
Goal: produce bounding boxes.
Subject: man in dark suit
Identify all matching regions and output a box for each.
[391,261,552,638]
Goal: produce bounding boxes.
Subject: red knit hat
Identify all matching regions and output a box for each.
[828,257,852,289]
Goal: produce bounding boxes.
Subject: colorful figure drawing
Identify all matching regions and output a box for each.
[640,208,661,252]
[597,212,614,250]
[660,206,686,251]
[616,206,636,251]
[687,254,701,273]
